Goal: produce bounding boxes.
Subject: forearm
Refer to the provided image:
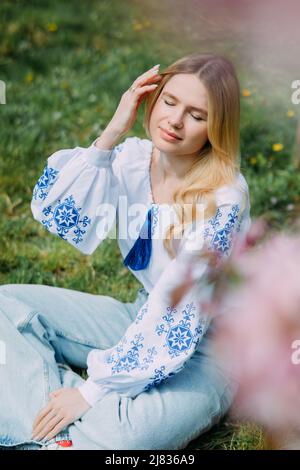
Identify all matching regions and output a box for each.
[94,126,124,150]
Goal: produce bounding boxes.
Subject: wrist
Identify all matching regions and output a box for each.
[77,378,108,407]
[95,127,124,150]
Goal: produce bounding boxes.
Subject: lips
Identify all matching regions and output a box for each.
[160,127,182,140]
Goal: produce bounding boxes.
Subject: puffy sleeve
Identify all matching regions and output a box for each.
[31,137,131,255]
[77,186,251,407]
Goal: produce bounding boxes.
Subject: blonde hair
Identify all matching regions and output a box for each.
[143,53,242,259]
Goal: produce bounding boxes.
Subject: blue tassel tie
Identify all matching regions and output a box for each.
[123,207,153,271]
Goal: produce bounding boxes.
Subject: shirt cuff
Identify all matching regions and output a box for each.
[77,377,110,407]
[79,138,114,168]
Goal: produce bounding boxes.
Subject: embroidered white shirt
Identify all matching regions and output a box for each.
[31,136,251,406]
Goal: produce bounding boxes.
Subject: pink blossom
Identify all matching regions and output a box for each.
[171,216,300,445]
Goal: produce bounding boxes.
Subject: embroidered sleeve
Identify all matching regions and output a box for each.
[77,199,250,407]
[30,138,129,255]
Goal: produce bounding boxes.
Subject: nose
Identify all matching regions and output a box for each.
[168,110,184,128]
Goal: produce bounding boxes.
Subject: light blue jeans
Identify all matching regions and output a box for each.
[0,283,239,450]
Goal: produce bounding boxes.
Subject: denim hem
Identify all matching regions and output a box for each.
[0,430,72,450]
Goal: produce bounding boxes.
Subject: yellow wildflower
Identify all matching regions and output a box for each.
[25,72,33,83]
[132,22,143,31]
[132,21,144,31]
[242,89,251,97]
[250,157,257,165]
[272,143,283,152]
[7,23,19,34]
[287,110,295,118]
[60,80,70,90]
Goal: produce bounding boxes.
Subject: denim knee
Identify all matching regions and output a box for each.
[0,286,37,330]
[0,284,20,295]
[119,381,228,450]
[118,393,221,450]
[218,374,239,417]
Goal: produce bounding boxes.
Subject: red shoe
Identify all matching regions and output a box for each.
[56,440,73,448]
[40,439,74,450]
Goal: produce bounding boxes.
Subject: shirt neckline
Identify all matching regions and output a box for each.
[146,140,177,209]
[147,141,156,206]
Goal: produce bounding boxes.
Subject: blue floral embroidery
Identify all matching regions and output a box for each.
[134,302,149,324]
[204,204,240,257]
[155,302,206,359]
[41,195,91,245]
[143,365,177,392]
[236,210,244,233]
[106,333,158,373]
[115,143,124,153]
[33,164,59,201]
[151,203,159,236]
[104,301,205,384]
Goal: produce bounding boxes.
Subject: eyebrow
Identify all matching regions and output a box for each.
[162,91,208,115]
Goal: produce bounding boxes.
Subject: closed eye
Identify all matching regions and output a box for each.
[163,100,204,121]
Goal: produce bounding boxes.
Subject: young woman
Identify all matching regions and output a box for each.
[0,53,251,450]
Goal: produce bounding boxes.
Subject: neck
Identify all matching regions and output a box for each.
[153,146,197,182]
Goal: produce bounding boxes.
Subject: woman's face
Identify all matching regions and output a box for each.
[149,73,209,156]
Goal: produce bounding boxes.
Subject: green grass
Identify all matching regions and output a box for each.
[1,0,299,450]
[186,418,267,450]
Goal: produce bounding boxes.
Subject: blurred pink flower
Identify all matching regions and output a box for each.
[210,228,300,430]
[170,216,300,447]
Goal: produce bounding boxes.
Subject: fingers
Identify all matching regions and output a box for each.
[132,65,162,90]
[150,73,163,83]
[136,70,162,87]
[32,389,64,431]
[136,83,160,96]
[32,402,52,430]
[49,388,63,398]
[140,64,160,80]
[34,415,66,442]
[131,76,162,98]
[32,411,64,441]
[43,418,67,442]
[32,408,58,439]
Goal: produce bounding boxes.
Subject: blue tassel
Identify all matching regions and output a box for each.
[123,207,153,271]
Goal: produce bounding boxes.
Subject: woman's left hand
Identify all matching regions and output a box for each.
[31,387,91,442]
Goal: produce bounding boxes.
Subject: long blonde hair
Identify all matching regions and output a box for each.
[143,53,242,259]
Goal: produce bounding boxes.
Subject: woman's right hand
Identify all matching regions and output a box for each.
[106,64,163,137]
